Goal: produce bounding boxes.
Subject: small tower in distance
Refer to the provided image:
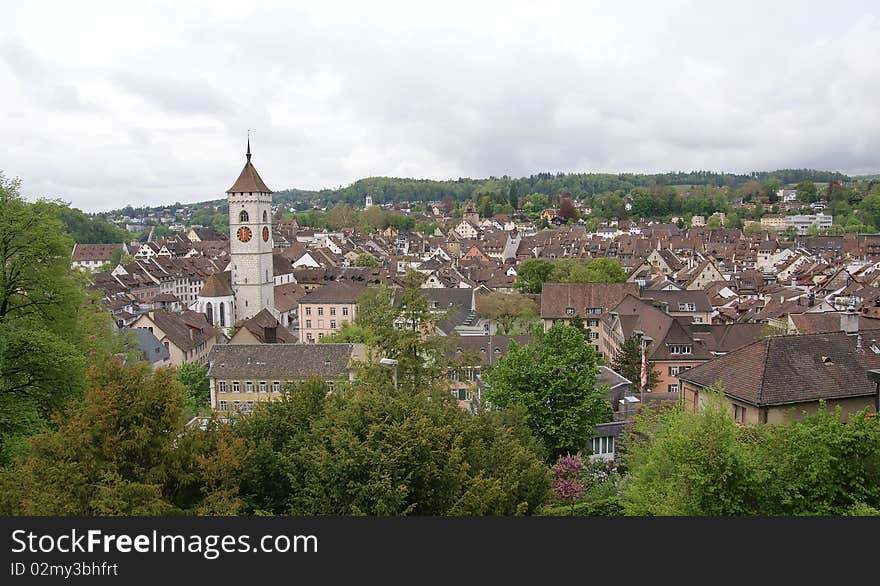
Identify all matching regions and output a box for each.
[365,194,373,209]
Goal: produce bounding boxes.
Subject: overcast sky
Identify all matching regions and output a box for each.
[2,1,879,212]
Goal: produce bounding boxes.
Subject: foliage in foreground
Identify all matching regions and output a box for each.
[619,390,880,515]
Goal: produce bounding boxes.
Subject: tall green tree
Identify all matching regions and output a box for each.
[484,323,610,459]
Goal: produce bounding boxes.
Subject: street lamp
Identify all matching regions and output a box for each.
[380,358,398,389]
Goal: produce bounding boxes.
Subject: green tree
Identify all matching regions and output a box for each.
[610,336,661,392]
[513,259,555,294]
[236,377,550,515]
[358,206,385,232]
[706,216,721,230]
[621,388,762,515]
[551,258,628,283]
[352,253,379,267]
[0,359,245,515]
[796,181,818,204]
[0,176,84,333]
[326,204,357,230]
[177,362,210,415]
[476,291,538,334]
[484,323,610,459]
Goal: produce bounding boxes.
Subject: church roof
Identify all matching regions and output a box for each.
[226,142,272,193]
[200,271,234,298]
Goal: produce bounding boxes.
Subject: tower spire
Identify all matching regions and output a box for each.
[246,130,251,162]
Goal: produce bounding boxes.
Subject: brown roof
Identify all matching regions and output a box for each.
[200,271,234,297]
[274,282,307,313]
[680,331,880,406]
[226,157,271,193]
[540,282,640,319]
[299,279,366,304]
[237,309,297,343]
[207,343,362,379]
[444,335,532,365]
[789,312,880,334]
[72,243,122,262]
[136,309,217,352]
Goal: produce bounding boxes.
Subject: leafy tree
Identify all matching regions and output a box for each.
[550,258,628,283]
[352,253,379,267]
[0,359,245,515]
[484,323,610,459]
[237,377,551,515]
[706,216,721,230]
[0,176,84,333]
[326,204,357,230]
[621,389,762,515]
[177,361,210,415]
[796,181,818,204]
[476,291,538,334]
[358,206,385,232]
[513,259,555,294]
[610,336,661,392]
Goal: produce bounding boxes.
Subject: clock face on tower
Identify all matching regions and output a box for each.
[236,226,252,242]
[262,226,270,242]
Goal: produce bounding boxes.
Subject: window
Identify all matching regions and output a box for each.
[232,381,240,393]
[668,384,679,392]
[669,365,690,376]
[305,307,311,316]
[588,332,599,340]
[263,210,268,223]
[258,381,267,392]
[586,307,602,314]
[239,210,249,223]
[317,307,324,316]
[342,307,349,316]
[587,319,599,328]
[327,381,335,392]
[330,307,336,316]
[317,320,324,329]
[232,400,241,410]
[566,307,575,315]
[591,436,614,455]
[669,345,692,355]
[306,320,312,328]
[330,320,336,329]
[318,332,324,340]
[245,381,253,393]
[218,400,228,411]
[272,381,281,392]
[306,333,313,342]
[734,404,747,424]
[678,303,696,312]
[217,381,227,392]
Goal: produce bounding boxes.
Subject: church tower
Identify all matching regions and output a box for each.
[227,139,275,322]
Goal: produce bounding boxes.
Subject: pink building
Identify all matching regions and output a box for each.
[298,280,366,343]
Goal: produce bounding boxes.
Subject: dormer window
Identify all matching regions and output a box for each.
[566,307,575,315]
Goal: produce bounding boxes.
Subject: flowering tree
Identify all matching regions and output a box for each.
[552,453,586,515]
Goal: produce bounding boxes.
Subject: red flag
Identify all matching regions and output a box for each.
[640,343,648,390]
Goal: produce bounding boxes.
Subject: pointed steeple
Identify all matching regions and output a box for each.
[227,137,271,193]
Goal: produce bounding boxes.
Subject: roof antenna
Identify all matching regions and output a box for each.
[246,129,252,163]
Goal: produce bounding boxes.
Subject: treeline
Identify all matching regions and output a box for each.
[50,203,131,244]
[273,169,852,208]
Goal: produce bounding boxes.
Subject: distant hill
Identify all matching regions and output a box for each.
[273,169,853,208]
[107,168,854,216]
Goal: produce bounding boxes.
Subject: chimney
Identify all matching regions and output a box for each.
[842,306,859,336]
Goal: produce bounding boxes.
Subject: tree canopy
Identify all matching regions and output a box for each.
[484,323,611,459]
